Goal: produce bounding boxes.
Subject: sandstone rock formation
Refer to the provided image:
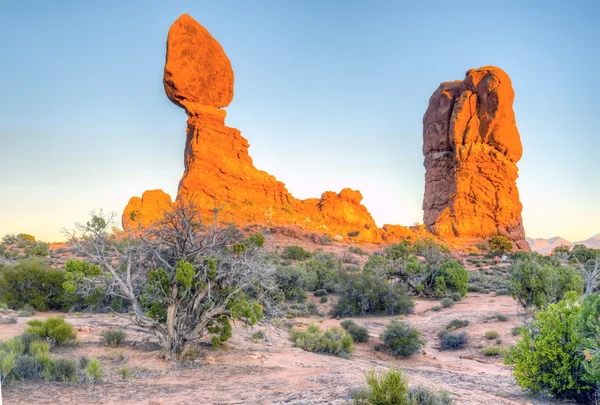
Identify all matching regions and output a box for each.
[123,14,381,243]
[422,66,529,250]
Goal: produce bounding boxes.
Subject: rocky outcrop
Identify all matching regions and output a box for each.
[122,189,173,229]
[422,66,529,251]
[123,14,380,243]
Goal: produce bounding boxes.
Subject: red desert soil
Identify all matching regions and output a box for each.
[2,291,554,405]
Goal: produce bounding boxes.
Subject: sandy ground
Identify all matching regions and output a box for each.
[0,292,562,405]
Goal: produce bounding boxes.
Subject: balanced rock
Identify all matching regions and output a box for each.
[123,14,380,243]
[422,66,528,250]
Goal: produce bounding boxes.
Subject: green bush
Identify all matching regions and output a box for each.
[320,296,328,303]
[334,274,414,317]
[18,305,35,317]
[51,357,78,383]
[495,314,509,322]
[439,331,468,350]
[247,232,265,248]
[445,319,469,332]
[24,242,49,257]
[26,317,77,347]
[291,325,354,358]
[85,358,102,383]
[352,368,454,405]
[435,261,469,297]
[352,368,410,404]
[430,305,442,312]
[0,259,66,311]
[11,354,44,380]
[440,298,455,308]
[449,293,462,302]
[505,293,600,402]
[485,331,499,340]
[100,328,127,346]
[408,386,454,405]
[482,346,503,356]
[495,289,510,296]
[508,254,583,310]
[313,289,328,297]
[340,320,369,343]
[488,235,513,256]
[381,321,425,358]
[282,246,311,261]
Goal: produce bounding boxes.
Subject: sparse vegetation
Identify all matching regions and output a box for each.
[483,346,503,356]
[281,245,311,261]
[290,325,354,358]
[445,319,469,332]
[25,317,77,347]
[100,328,127,346]
[340,320,370,343]
[440,297,455,308]
[439,331,468,350]
[351,368,453,404]
[488,235,512,256]
[485,331,499,340]
[381,321,425,358]
[334,273,414,317]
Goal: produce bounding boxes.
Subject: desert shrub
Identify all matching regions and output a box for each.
[313,289,327,297]
[100,328,127,346]
[446,319,469,332]
[511,325,525,336]
[482,346,503,356]
[495,314,509,322]
[363,254,392,275]
[0,245,5,256]
[320,296,328,303]
[120,367,129,379]
[275,265,315,301]
[0,317,17,324]
[2,234,19,245]
[485,331,499,340]
[351,367,454,405]
[51,357,78,383]
[434,261,469,297]
[505,293,600,401]
[282,246,311,261]
[449,292,462,302]
[508,254,583,310]
[495,289,510,296]
[251,331,265,342]
[286,302,318,318]
[440,298,455,308]
[246,232,265,248]
[430,305,442,312]
[291,325,354,358]
[334,273,414,317]
[11,354,42,380]
[85,358,102,383]
[26,317,77,347]
[0,302,7,311]
[439,331,468,350]
[0,259,66,311]
[351,367,410,404]
[349,246,367,256]
[381,321,425,358]
[488,235,513,256]
[24,242,49,257]
[340,320,369,343]
[408,386,454,405]
[18,305,35,317]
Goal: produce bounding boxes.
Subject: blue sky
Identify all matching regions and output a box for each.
[0,0,598,242]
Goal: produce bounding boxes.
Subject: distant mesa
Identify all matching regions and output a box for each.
[122,14,392,243]
[123,14,529,249]
[422,66,529,251]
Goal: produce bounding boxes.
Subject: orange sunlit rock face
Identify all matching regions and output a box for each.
[122,14,382,243]
[422,66,529,251]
